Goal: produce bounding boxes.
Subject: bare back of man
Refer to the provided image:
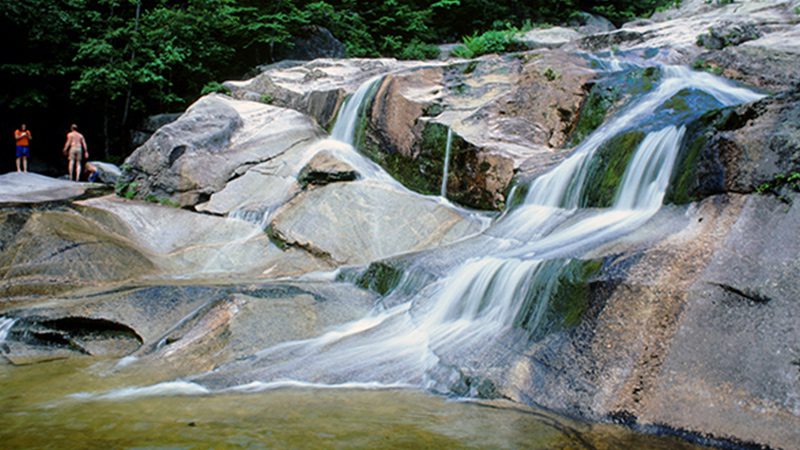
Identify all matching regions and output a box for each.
[63,125,88,181]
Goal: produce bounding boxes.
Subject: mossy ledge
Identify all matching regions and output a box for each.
[580,130,646,208]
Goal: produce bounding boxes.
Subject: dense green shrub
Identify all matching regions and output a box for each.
[451,27,523,58]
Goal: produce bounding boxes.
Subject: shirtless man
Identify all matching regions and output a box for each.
[63,124,88,181]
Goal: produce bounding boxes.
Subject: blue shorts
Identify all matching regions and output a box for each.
[16,146,29,158]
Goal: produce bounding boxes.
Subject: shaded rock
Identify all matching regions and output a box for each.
[501,193,800,449]
[0,173,100,204]
[0,205,157,297]
[579,30,646,52]
[274,26,346,61]
[699,24,800,93]
[519,27,581,49]
[696,21,761,50]
[79,196,331,279]
[269,181,484,265]
[667,87,800,203]
[0,281,375,372]
[298,150,359,187]
[130,113,182,149]
[0,195,332,298]
[569,12,616,35]
[121,95,324,208]
[584,1,798,66]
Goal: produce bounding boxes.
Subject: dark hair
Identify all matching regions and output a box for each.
[71,124,78,131]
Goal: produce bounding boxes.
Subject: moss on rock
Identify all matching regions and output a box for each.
[580,130,646,208]
[513,258,603,341]
[569,66,661,147]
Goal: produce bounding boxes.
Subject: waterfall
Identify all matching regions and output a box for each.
[97,62,765,400]
[440,128,453,197]
[331,77,383,146]
[0,316,16,344]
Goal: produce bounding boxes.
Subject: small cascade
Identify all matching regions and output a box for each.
[331,77,383,146]
[96,60,766,400]
[440,128,453,197]
[228,208,271,230]
[0,316,16,344]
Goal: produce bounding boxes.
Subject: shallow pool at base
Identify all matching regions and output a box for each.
[0,358,707,449]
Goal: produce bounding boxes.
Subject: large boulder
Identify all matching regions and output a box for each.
[667,86,800,203]
[130,113,182,149]
[519,27,582,49]
[0,172,101,204]
[0,281,375,372]
[497,192,800,449]
[698,24,800,94]
[268,181,485,265]
[0,195,331,298]
[361,51,594,209]
[120,95,324,208]
[224,58,418,129]
[580,1,798,65]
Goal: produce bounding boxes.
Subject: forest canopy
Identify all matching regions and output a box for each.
[0,0,675,166]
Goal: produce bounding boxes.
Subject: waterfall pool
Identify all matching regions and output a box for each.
[0,358,706,449]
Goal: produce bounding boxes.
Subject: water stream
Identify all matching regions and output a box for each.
[81,63,763,400]
[441,127,453,197]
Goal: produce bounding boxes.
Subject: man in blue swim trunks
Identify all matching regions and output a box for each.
[14,124,32,172]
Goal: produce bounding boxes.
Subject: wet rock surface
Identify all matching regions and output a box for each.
[500,193,800,450]
[297,150,360,188]
[668,86,800,202]
[269,181,484,265]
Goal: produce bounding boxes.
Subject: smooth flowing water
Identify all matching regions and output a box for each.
[441,127,453,197]
[151,64,761,393]
[0,59,763,449]
[0,358,705,449]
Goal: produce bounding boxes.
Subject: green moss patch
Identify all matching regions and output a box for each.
[513,258,602,341]
[569,66,661,147]
[580,130,646,208]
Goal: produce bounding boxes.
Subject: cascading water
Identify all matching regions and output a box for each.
[0,316,15,344]
[441,128,453,197]
[89,61,765,399]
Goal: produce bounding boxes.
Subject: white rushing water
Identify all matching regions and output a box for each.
[441,128,453,197]
[95,62,764,399]
[0,316,16,344]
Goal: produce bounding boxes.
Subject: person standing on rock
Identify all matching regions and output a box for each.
[63,124,88,181]
[14,124,32,173]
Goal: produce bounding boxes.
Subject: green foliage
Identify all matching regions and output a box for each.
[691,59,723,75]
[1,0,676,165]
[756,172,800,203]
[452,27,523,59]
[543,67,560,81]
[260,93,274,104]
[115,180,138,200]
[201,82,231,96]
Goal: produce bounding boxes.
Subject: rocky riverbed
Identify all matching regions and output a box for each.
[2,0,800,448]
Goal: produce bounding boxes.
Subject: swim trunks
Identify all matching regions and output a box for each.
[69,147,82,161]
[16,146,29,158]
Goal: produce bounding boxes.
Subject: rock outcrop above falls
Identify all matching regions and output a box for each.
[121,95,324,208]
[362,51,594,209]
[668,85,800,202]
